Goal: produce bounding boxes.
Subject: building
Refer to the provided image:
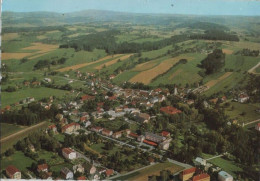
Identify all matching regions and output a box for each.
[160,106,182,115]
[192,173,210,181]
[62,122,80,133]
[48,125,57,133]
[44,78,52,83]
[102,129,113,136]
[145,132,165,143]
[77,176,87,180]
[106,169,114,177]
[73,164,84,174]
[62,148,77,160]
[218,171,233,181]
[159,138,172,150]
[238,94,249,103]
[179,167,196,181]
[91,126,103,133]
[37,164,48,173]
[61,167,73,180]
[112,131,122,139]
[134,113,150,123]
[194,157,206,166]
[6,165,21,179]
[161,131,170,137]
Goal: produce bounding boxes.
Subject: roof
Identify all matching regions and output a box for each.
[38,164,48,171]
[62,122,80,132]
[218,171,233,179]
[81,94,95,101]
[77,176,87,180]
[143,139,158,146]
[62,148,75,155]
[160,106,182,115]
[129,132,139,138]
[106,169,114,176]
[102,129,112,134]
[161,131,170,137]
[61,167,72,175]
[182,167,196,175]
[48,124,56,129]
[192,173,210,181]
[6,165,20,175]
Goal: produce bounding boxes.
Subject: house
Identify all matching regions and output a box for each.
[137,135,145,142]
[62,148,77,160]
[134,113,150,123]
[77,176,87,180]
[218,171,233,181]
[73,164,84,174]
[102,129,113,136]
[161,131,170,137]
[37,164,48,173]
[48,125,57,133]
[145,132,165,143]
[192,173,210,181]
[194,157,207,166]
[85,120,92,128]
[238,94,249,103]
[160,106,182,115]
[6,165,21,179]
[32,81,41,86]
[40,171,52,180]
[109,75,116,79]
[148,157,155,165]
[44,78,52,83]
[81,95,95,102]
[61,167,73,180]
[106,169,114,177]
[179,167,196,181]
[159,138,172,150]
[62,122,80,134]
[85,164,96,175]
[91,126,103,133]
[112,131,122,139]
[255,123,260,131]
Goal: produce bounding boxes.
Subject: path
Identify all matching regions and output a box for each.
[206,154,224,161]
[248,62,260,75]
[244,119,260,126]
[0,121,48,142]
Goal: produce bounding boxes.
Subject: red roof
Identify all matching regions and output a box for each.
[81,95,95,101]
[62,148,75,155]
[182,167,196,175]
[77,176,86,180]
[160,106,182,115]
[38,164,48,171]
[102,129,112,134]
[161,131,170,137]
[62,122,80,132]
[143,139,158,146]
[106,169,114,177]
[129,132,139,138]
[80,117,86,121]
[6,165,20,175]
[48,125,56,129]
[193,173,210,181]
[108,96,117,100]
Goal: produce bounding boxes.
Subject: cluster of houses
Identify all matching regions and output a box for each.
[179,166,233,181]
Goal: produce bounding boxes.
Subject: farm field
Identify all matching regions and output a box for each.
[205,72,233,88]
[114,161,184,181]
[2,87,69,107]
[129,55,192,85]
[95,54,133,70]
[0,123,27,138]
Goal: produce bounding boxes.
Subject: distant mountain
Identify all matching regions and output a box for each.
[2,9,260,28]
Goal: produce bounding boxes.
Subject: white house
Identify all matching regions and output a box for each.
[238,94,249,103]
[218,171,233,181]
[62,148,77,160]
[194,157,206,166]
[44,78,52,83]
[61,167,73,180]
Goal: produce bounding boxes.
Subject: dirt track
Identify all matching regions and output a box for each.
[248,62,260,75]
[0,121,48,143]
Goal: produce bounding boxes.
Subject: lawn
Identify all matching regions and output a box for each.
[114,161,184,181]
[0,123,27,138]
[224,102,260,124]
[0,151,36,172]
[2,87,69,107]
[37,150,65,166]
[201,153,242,178]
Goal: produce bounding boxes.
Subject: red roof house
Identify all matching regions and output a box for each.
[106,169,114,177]
[192,173,210,181]
[6,165,21,179]
[161,131,170,137]
[160,106,182,115]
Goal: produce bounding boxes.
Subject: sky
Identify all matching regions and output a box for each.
[2,0,260,16]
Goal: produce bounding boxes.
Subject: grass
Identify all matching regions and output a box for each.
[37,150,65,166]
[201,153,242,178]
[224,102,260,124]
[50,162,73,173]
[0,151,36,172]
[0,123,27,138]
[112,71,139,84]
[54,134,65,143]
[114,161,184,181]
[2,87,69,107]
[95,118,126,132]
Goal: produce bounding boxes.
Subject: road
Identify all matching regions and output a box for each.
[0,121,48,143]
[205,154,224,161]
[243,119,260,126]
[248,61,260,75]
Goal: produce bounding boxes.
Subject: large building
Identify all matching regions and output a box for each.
[160,106,182,115]
[145,132,165,143]
[62,148,77,160]
[6,165,21,179]
[179,167,196,181]
[62,122,80,133]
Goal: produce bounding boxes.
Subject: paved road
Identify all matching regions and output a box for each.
[0,121,48,142]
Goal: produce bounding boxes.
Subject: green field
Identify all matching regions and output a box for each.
[202,153,242,178]
[113,161,184,181]
[0,151,36,172]
[0,123,27,138]
[2,87,69,107]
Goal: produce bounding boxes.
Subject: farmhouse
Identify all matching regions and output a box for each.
[6,165,21,179]
[61,167,73,180]
[61,122,80,134]
[179,167,196,181]
[62,147,77,160]
[160,106,182,115]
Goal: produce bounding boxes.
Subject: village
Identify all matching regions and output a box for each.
[1,68,259,181]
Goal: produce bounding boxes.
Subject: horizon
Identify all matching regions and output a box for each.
[2,0,260,16]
